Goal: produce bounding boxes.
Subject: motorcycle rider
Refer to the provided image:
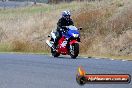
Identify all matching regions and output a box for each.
[54,11,74,47]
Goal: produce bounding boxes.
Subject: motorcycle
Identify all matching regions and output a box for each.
[46,25,82,59]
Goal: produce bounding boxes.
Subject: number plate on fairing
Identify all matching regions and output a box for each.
[61,41,67,47]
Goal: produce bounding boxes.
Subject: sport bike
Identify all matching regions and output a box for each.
[46,26,82,59]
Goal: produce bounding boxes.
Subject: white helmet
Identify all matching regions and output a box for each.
[62,11,71,18]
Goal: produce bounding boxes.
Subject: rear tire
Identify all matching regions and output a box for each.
[51,47,60,57]
[70,43,79,59]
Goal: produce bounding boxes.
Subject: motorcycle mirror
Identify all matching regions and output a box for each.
[78,27,82,30]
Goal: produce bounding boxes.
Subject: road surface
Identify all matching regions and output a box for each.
[0,53,131,88]
[0,1,33,8]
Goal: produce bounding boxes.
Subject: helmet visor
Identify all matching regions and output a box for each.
[65,15,70,19]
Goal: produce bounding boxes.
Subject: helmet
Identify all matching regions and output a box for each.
[62,11,71,19]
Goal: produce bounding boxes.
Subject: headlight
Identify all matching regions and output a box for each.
[72,33,79,38]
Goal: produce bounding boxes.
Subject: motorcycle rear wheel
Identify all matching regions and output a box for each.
[51,47,60,57]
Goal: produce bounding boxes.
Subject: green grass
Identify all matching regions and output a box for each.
[0,43,12,52]
[0,43,50,54]
[80,54,132,61]
[0,2,83,15]
[0,2,82,22]
[0,6,52,16]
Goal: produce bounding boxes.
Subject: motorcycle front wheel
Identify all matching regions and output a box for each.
[70,43,79,59]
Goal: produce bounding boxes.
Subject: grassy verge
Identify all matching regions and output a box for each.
[0,43,12,52]
[80,54,132,61]
[0,50,131,60]
[0,43,131,60]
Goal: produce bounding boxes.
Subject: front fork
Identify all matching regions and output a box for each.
[69,40,78,54]
[70,45,75,55]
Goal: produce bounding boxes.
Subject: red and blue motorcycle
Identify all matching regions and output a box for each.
[46,26,81,59]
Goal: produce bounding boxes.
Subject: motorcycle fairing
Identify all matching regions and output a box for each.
[57,36,68,55]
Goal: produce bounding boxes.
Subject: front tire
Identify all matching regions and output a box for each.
[70,43,79,59]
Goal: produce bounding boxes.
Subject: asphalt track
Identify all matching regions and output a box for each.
[0,1,33,8]
[0,53,131,88]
